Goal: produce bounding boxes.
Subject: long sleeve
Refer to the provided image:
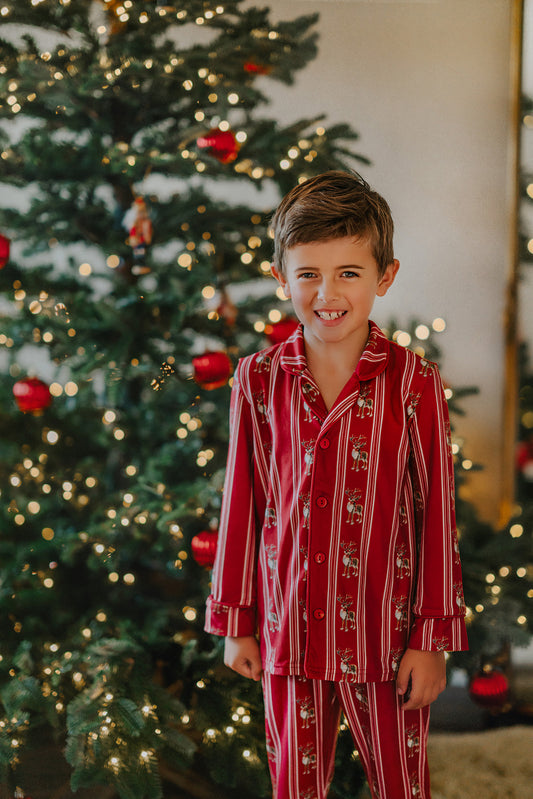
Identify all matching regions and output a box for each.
[204,364,263,638]
[406,365,468,652]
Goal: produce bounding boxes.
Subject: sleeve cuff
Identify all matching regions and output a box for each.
[204,595,257,637]
[408,615,469,652]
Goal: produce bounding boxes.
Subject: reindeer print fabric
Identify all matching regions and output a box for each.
[262,673,431,799]
[205,322,468,682]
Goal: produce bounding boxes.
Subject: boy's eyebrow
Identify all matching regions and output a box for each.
[293,263,366,272]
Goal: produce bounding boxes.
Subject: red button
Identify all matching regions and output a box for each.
[316,496,328,508]
[319,438,330,449]
[314,552,326,564]
[313,609,325,620]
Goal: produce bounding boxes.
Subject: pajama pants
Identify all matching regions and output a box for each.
[262,673,431,799]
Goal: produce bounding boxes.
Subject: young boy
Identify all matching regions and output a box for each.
[205,171,468,799]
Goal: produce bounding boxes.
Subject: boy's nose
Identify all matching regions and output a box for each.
[317,278,339,302]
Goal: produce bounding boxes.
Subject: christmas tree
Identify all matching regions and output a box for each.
[0,1,369,796]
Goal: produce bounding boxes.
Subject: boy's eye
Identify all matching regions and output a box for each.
[298,272,317,279]
[341,270,360,278]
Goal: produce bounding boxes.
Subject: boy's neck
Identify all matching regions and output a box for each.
[302,323,370,377]
[302,324,370,412]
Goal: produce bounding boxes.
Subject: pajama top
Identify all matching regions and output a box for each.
[205,321,468,683]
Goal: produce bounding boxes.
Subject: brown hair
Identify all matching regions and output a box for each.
[271,171,395,277]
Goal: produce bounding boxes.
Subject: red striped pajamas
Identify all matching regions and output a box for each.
[262,673,430,799]
[205,321,468,796]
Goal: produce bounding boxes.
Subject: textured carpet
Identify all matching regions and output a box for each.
[428,725,533,799]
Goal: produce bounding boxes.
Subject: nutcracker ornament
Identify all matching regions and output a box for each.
[124,197,153,271]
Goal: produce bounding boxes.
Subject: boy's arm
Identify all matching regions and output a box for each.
[407,365,468,653]
[205,363,264,638]
[396,648,446,710]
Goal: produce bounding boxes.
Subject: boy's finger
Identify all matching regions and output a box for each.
[243,657,262,681]
[402,686,431,710]
[249,658,262,681]
[395,669,411,696]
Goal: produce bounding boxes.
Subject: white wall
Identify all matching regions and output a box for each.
[261,0,516,522]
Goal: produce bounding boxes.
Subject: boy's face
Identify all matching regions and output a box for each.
[271,236,399,352]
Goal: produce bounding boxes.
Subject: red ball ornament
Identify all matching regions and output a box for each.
[0,232,11,269]
[191,529,218,568]
[243,61,272,75]
[468,667,509,709]
[265,317,299,344]
[192,351,232,390]
[196,128,240,164]
[13,377,52,413]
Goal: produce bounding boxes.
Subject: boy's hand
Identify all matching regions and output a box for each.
[224,635,263,681]
[396,648,446,710]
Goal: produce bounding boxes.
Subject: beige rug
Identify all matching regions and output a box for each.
[428,726,533,799]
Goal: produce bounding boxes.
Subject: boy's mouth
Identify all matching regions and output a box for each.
[314,310,347,321]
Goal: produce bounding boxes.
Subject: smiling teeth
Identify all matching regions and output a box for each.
[316,311,345,320]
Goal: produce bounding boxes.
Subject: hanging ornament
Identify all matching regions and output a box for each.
[0,232,11,269]
[243,61,272,76]
[217,289,238,327]
[265,317,299,344]
[516,432,533,487]
[196,128,240,164]
[13,377,52,413]
[468,666,510,709]
[124,197,153,272]
[14,788,32,799]
[192,351,232,390]
[191,528,218,568]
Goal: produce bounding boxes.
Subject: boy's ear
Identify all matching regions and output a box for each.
[270,263,291,298]
[376,259,399,297]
